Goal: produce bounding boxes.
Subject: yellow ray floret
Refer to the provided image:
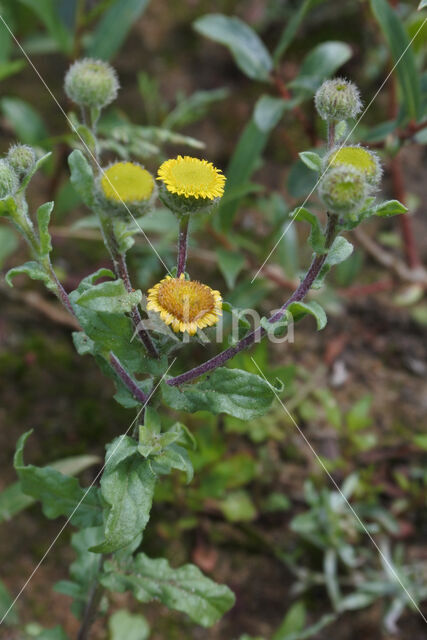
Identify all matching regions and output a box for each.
[101,162,154,203]
[157,155,226,199]
[147,274,222,335]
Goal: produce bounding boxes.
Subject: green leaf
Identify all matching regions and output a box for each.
[87,0,150,60]
[299,151,322,172]
[370,0,421,121]
[91,436,156,553]
[138,420,195,483]
[0,226,18,268]
[293,207,326,253]
[18,152,52,195]
[109,610,150,640]
[163,368,275,420]
[163,88,229,130]
[36,201,54,257]
[0,454,100,523]
[273,0,322,63]
[0,579,19,626]
[346,395,373,431]
[193,14,272,81]
[272,601,306,640]
[75,279,142,313]
[313,236,353,288]
[101,553,235,627]
[290,41,352,93]
[219,490,257,522]
[0,59,26,82]
[288,300,327,330]
[413,434,427,450]
[375,199,407,217]
[6,261,52,289]
[18,0,73,55]
[216,248,245,289]
[254,95,287,132]
[273,612,337,640]
[68,149,96,208]
[287,160,318,198]
[0,97,48,145]
[14,431,102,528]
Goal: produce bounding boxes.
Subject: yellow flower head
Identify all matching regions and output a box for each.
[327,146,382,186]
[147,274,222,335]
[157,156,226,200]
[101,162,155,203]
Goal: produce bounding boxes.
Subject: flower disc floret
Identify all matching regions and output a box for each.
[315,78,362,121]
[157,156,226,200]
[319,165,367,215]
[64,58,119,109]
[326,145,382,186]
[0,159,18,199]
[147,274,222,335]
[101,162,155,204]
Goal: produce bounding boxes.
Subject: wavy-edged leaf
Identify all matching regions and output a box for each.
[68,149,96,208]
[101,553,235,627]
[6,261,52,289]
[288,300,327,330]
[14,431,102,528]
[36,201,54,257]
[75,279,142,313]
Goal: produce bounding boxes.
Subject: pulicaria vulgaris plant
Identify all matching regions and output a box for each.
[0,58,407,637]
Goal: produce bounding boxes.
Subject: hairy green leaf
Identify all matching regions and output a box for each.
[68,149,96,208]
[194,14,272,81]
[299,151,322,172]
[101,553,235,627]
[6,261,52,289]
[288,300,327,330]
[14,431,102,528]
[91,437,156,553]
[75,279,142,313]
[375,200,407,217]
[163,368,276,420]
[293,207,326,253]
[36,201,54,258]
[313,236,354,288]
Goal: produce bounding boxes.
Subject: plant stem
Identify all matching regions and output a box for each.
[168,214,338,387]
[389,153,420,269]
[109,352,150,405]
[327,121,336,148]
[177,215,190,277]
[98,210,159,359]
[77,556,104,640]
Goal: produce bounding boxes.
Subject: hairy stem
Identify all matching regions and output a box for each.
[77,556,104,640]
[98,210,159,359]
[109,352,150,405]
[168,214,338,387]
[177,215,190,277]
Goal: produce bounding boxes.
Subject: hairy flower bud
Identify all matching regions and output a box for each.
[7,144,36,177]
[315,78,362,121]
[98,161,156,219]
[64,58,119,109]
[319,166,367,215]
[0,159,19,199]
[325,145,382,187]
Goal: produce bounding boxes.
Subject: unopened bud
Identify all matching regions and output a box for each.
[319,166,367,215]
[0,159,18,199]
[64,58,119,109]
[7,144,36,177]
[315,78,362,121]
[325,145,382,187]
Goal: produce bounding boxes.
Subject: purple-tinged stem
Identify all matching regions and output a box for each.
[109,352,150,405]
[167,214,338,387]
[177,215,190,277]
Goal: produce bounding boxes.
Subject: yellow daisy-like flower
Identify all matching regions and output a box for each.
[327,146,382,186]
[101,162,154,203]
[147,274,222,335]
[157,156,226,200]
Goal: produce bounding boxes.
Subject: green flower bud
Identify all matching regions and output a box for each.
[64,58,119,109]
[319,166,367,215]
[315,78,362,121]
[324,145,382,187]
[7,144,36,177]
[97,161,157,220]
[0,159,19,199]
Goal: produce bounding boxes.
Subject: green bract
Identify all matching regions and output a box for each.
[64,58,119,109]
[7,144,36,177]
